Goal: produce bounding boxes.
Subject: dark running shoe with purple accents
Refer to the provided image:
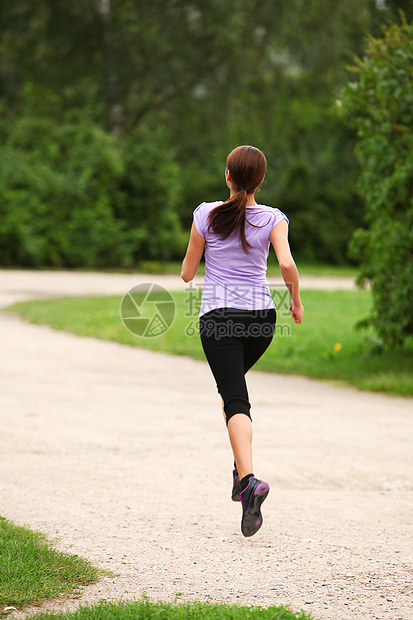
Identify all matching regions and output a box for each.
[240,476,270,537]
[231,467,241,502]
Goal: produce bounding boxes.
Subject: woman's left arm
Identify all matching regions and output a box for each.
[181,222,205,282]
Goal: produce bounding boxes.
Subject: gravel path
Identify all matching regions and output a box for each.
[0,270,412,620]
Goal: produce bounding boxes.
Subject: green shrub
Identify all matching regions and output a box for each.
[0,107,184,268]
[114,124,185,267]
[264,102,364,265]
[0,112,124,267]
[339,14,413,347]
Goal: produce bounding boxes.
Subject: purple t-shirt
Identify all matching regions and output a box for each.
[193,201,288,317]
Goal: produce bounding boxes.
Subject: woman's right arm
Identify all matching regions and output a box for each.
[269,219,304,324]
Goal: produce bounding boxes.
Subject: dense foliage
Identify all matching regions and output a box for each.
[340,15,413,348]
[0,105,182,267]
[0,1,411,267]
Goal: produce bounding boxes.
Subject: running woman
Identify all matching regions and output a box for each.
[181,145,304,537]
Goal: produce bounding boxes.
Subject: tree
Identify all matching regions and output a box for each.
[0,0,406,266]
[339,14,413,348]
[0,0,390,134]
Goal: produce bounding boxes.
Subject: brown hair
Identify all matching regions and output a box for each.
[208,145,267,251]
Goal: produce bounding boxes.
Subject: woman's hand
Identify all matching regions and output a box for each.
[290,301,304,324]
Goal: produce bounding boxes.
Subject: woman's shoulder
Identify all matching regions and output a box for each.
[253,203,286,214]
[249,204,289,224]
[194,200,223,216]
[193,201,224,237]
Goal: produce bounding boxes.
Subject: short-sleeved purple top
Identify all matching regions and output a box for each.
[193,201,288,317]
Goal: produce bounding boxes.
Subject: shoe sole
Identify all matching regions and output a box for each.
[241,482,269,537]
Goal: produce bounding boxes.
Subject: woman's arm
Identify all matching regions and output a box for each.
[181,222,206,283]
[269,219,304,324]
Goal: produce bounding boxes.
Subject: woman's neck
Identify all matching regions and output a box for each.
[229,189,257,206]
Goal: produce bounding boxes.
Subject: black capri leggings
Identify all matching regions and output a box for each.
[199,307,276,424]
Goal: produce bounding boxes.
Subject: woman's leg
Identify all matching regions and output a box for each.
[227,413,253,479]
[200,308,275,536]
[200,308,276,478]
[242,308,277,373]
[202,336,251,422]
[225,309,276,478]
[221,398,252,478]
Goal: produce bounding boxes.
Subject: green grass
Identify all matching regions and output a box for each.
[1,260,357,278]
[26,599,317,620]
[133,258,358,278]
[266,255,358,277]
[0,520,316,620]
[5,290,413,396]
[132,259,358,278]
[194,259,357,278]
[0,517,100,616]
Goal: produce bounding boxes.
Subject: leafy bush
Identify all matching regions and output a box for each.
[266,103,364,264]
[0,111,124,267]
[114,124,185,267]
[339,14,413,348]
[0,108,184,268]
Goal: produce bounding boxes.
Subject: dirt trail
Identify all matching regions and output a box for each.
[0,270,412,620]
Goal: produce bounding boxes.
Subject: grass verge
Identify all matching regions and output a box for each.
[0,517,100,617]
[25,599,317,620]
[3,260,357,278]
[0,520,315,620]
[134,259,358,278]
[5,290,413,396]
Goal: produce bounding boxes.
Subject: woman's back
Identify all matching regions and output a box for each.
[193,201,288,315]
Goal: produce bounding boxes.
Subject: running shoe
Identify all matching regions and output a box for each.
[231,467,241,502]
[240,476,270,537]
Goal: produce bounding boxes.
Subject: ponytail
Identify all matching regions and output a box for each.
[208,190,251,251]
[207,145,267,252]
